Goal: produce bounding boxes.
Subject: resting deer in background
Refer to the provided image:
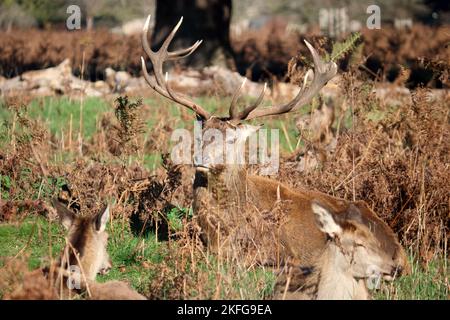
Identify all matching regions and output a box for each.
[42,200,146,300]
[140,16,408,279]
[275,201,401,300]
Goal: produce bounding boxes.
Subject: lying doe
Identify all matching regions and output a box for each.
[277,201,400,300]
[47,200,146,300]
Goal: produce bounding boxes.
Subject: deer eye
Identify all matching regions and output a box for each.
[355,242,366,248]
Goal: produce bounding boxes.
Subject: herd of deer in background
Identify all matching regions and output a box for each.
[42,15,408,300]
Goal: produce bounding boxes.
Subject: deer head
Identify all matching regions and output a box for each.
[311,201,401,282]
[141,15,337,170]
[52,199,112,281]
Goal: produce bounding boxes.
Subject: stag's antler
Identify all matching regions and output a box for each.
[229,40,338,121]
[141,15,211,120]
[141,15,337,122]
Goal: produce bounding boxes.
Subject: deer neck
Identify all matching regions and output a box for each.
[223,164,248,199]
[194,164,248,207]
[314,243,369,300]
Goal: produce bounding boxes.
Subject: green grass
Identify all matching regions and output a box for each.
[8,95,233,139]
[0,95,306,179]
[0,169,67,202]
[0,217,65,269]
[0,216,274,299]
[0,95,302,156]
[0,216,447,300]
[376,255,449,300]
[0,97,110,140]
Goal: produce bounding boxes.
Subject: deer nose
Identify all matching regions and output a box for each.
[99,258,112,275]
[99,266,111,275]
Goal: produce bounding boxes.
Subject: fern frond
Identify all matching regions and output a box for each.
[327,32,362,63]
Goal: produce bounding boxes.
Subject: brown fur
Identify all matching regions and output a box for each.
[250,174,407,268]
[193,119,409,275]
[195,164,408,271]
[8,201,147,300]
[52,200,112,282]
[1,264,58,300]
[17,265,147,300]
[273,202,400,300]
[88,281,146,300]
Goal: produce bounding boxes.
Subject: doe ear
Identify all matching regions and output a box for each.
[311,201,342,238]
[51,198,75,230]
[95,205,110,232]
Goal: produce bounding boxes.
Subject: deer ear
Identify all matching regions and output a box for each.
[51,198,75,230]
[311,201,342,238]
[95,205,110,232]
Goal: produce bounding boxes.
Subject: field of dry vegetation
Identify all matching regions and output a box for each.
[0,24,449,87]
[0,25,448,300]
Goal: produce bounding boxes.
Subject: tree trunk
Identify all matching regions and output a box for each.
[152,0,234,68]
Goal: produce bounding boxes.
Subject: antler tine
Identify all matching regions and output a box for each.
[163,71,212,118]
[229,80,267,121]
[229,78,247,120]
[159,16,184,55]
[141,15,211,120]
[237,83,267,120]
[168,40,203,60]
[141,56,171,99]
[141,15,164,87]
[242,40,337,121]
[304,40,326,73]
[145,16,182,87]
[141,14,153,55]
